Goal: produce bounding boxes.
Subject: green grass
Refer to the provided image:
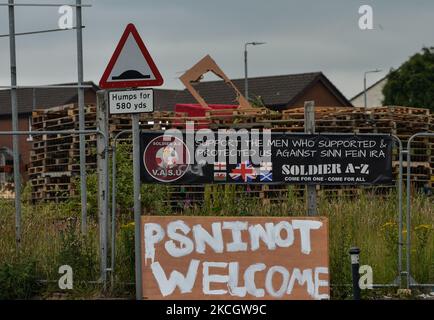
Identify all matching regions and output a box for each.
[0,187,432,300]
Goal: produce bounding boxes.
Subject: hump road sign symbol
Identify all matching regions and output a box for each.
[99,23,164,89]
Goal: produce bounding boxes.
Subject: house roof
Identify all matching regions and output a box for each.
[0,81,99,116]
[153,89,188,112]
[0,73,352,114]
[172,72,352,109]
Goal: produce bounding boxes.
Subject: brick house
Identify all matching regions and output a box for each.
[163,72,353,111]
[0,73,351,179]
[0,82,99,180]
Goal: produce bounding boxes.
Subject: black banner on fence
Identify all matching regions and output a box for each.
[140,131,393,185]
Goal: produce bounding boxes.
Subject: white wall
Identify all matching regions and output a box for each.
[351,78,388,108]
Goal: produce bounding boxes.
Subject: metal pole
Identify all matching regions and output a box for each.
[111,142,116,288]
[395,138,404,288]
[406,141,411,289]
[111,130,132,288]
[96,91,109,291]
[0,85,93,89]
[0,26,85,38]
[76,0,87,234]
[132,114,143,300]
[0,3,92,7]
[405,133,434,288]
[304,101,317,216]
[363,69,381,109]
[0,130,104,137]
[8,0,21,247]
[363,74,367,109]
[244,44,248,99]
[349,247,361,300]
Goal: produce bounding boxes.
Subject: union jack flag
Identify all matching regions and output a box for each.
[230,161,257,182]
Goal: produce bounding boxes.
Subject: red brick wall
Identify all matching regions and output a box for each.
[290,81,351,108]
[0,115,32,179]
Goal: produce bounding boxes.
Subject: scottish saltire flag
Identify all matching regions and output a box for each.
[230,161,257,182]
[259,171,273,182]
[258,161,273,182]
[214,172,227,181]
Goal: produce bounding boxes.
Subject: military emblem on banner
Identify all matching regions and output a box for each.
[213,161,227,181]
[230,161,257,182]
[259,161,273,182]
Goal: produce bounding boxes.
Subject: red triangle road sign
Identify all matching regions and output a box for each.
[99,23,164,89]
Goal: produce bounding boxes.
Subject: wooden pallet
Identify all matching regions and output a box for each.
[28,103,433,203]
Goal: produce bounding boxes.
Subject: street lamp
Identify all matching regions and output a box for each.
[364,69,382,109]
[244,41,266,99]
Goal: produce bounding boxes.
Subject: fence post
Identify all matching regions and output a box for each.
[97,90,109,291]
[349,247,361,300]
[132,114,143,300]
[304,101,317,216]
[76,0,87,235]
[8,0,22,248]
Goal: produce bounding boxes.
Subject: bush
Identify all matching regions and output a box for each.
[0,259,39,300]
[117,222,135,283]
[56,218,98,283]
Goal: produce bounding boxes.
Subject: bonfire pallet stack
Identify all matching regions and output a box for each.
[29,104,433,203]
[29,104,98,202]
[163,106,433,207]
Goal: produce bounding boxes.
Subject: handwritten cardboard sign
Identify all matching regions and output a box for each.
[141,216,329,300]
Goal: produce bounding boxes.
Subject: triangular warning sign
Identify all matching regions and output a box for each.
[99,24,164,89]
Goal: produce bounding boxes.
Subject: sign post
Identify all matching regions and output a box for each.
[132,113,142,300]
[304,101,317,216]
[99,23,163,300]
[96,91,109,290]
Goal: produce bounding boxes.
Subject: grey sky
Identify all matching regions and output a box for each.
[1,0,434,99]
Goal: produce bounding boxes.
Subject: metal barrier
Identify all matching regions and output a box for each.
[9,129,433,294]
[0,129,110,288]
[110,129,132,287]
[404,132,434,289]
[109,131,406,292]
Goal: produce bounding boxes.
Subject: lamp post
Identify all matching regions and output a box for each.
[364,69,382,109]
[244,42,266,100]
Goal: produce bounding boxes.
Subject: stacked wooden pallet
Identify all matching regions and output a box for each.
[166,106,433,207]
[29,104,433,203]
[0,182,14,199]
[30,104,98,202]
[281,106,433,188]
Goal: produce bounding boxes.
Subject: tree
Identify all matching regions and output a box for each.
[382,47,434,111]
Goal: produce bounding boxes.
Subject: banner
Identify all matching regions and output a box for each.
[141,216,329,300]
[140,130,393,185]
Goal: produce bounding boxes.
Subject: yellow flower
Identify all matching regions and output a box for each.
[120,222,135,230]
[415,224,433,231]
[381,221,396,229]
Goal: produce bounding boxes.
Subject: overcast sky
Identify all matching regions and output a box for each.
[1,0,434,99]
